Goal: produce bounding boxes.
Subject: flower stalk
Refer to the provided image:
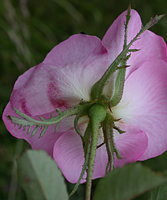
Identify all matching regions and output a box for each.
[85,104,106,200]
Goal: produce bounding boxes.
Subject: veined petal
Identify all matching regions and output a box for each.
[43,34,110,105]
[51,53,109,105]
[113,59,167,160]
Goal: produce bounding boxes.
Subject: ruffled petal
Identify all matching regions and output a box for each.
[2,103,65,156]
[113,59,167,160]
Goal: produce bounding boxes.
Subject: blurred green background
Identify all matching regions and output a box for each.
[0,0,167,199]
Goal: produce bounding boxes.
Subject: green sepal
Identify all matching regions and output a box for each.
[128,48,140,52]
[90,13,164,102]
[9,103,92,137]
[110,68,126,107]
[74,114,84,137]
[69,125,91,198]
[113,125,126,134]
[102,113,115,173]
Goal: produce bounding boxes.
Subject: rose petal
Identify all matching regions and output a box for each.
[43,34,107,66]
[113,59,167,160]
[10,63,69,116]
[127,30,167,77]
[53,132,84,183]
[114,127,148,167]
[43,34,110,105]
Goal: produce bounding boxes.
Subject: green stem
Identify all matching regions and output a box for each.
[85,121,99,200]
[85,104,106,200]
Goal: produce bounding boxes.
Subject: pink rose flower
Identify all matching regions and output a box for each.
[3,10,167,183]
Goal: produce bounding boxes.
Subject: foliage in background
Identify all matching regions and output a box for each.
[0,0,167,199]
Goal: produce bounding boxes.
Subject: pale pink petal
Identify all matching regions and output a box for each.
[113,59,167,160]
[8,35,109,117]
[114,127,148,167]
[128,30,167,75]
[2,103,71,156]
[102,10,167,76]
[43,34,110,105]
[53,131,85,183]
[43,34,107,66]
[50,53,109,105]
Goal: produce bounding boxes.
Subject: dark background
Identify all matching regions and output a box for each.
[0,0,167,199]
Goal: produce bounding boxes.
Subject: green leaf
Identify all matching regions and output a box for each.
[147,183,167,200]
[135,171,167,200]
[17,150,68,200]
[93,163,167,200]
[135,184,167,200]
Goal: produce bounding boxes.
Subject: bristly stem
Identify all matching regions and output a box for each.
[85,122,99,200]
[85,104,106,200]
